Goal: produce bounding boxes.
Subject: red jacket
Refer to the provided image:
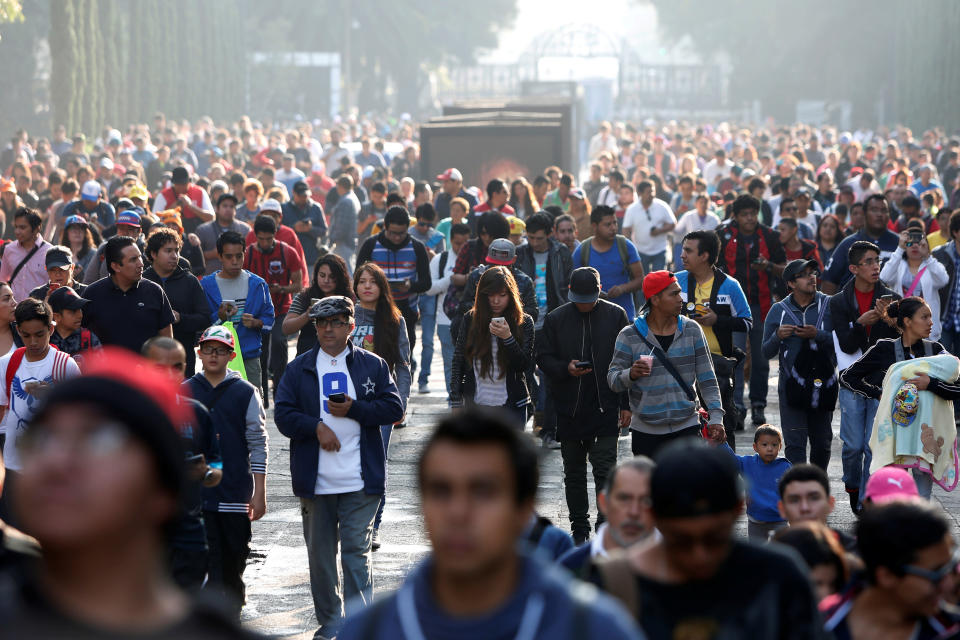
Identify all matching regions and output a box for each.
[159,185,206,219]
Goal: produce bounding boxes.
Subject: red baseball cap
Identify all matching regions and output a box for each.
[642,270,677,300]
[436,168,462,182]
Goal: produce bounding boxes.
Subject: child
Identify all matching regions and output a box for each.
[48,287,100,368]
[185,325,267,617]
[724,424,792,541]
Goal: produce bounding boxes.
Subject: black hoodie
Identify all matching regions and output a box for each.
[144,264,210,376]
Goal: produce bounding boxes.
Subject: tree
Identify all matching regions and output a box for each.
[48,0,77,133]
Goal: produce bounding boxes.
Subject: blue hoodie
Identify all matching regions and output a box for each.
[337,554,645,640]
[200,270,275,359]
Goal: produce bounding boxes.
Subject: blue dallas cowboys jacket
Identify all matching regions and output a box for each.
[274,341,404,498]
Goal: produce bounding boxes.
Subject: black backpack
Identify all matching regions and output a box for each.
[781,298,838,411]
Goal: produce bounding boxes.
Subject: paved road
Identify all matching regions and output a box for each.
[240,337,960,638]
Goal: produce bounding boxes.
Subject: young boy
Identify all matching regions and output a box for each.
[47,287,101,367]
[724,424,792,541]
[185,325,267,617]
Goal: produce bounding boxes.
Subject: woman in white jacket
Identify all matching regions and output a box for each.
[880,225,949,340]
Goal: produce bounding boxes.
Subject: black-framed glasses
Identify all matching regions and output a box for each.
[315,318,349,329]
[199,345,232,356]
[901,547,960,584]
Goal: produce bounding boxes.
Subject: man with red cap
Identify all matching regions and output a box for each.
[608,270,724,457]
[433,167,477,221]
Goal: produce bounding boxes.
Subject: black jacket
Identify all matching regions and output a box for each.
[144,264,210,375]
[840,338,960,400]
[536,299,629,439]
[450,311,534,408]
[515,238,573,314]
[829,278,900,357]
[932,242,958,321]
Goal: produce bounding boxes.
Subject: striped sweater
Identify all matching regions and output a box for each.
[607,314,723,434]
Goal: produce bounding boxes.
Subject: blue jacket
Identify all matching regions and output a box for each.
[675,267,752,358]
[723,444,791,522]
[200,270,275,359]
[275,342,404,497]
[559,542,593,578]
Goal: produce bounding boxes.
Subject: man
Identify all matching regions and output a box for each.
[669,174,697,216]
[559,457,658,577]
[82,207,146,284]
[337,410,643,640]
[455,238,538,328]
[282,181,326,269]
[572,205,645,319]
[608,271,724,456]
[776,463,838,528]
[588,121,619,160]
[832,241,900,512]
[554,213,580,254]
[245,198,308,277]
[822,194,900,293]
[933,210,960,355]
[143,227,210,377]
[274,296,404,639]
[0,349,261,639]
[622,180,677,275]
[703,148,734,187]
[649,136,675,179]
[82,236,175,351]
[676,230,752,444]
[433,167,477,220]
[320,128,353,175]
[822,501,960,637]
[0,208,52,301]
[892,194,934,233]
[538,267,630,543]
[673,194,720,269]
[275,153,306,195]
[244,215,304,397]
[354,138,384,169]
[355,206,432,358]
[516,211,574,326]
[357,181,388,237]
[60,179,117,230]
[583,162,607,206]
[472,178,516,228]
[777,217,822,271]
[718,194,787,426]
[596,440,822,638]
[329,174,361,271]
[153,166,214,234]
[28,244,85,303]
[200,231,275,392]
[195,192,252,275]
[761,259,835,470]
[542,172,574,213]
[596,169,624,209]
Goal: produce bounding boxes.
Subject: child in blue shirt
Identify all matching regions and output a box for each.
[725,424,791,541]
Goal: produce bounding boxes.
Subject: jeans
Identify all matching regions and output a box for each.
[260,312,288,393]
[438,323,455,398]
[202,511,251,618]
[913,468,934,499]
[398,301,419,364]
[631,425,701,457]
[638,250,666,276]
[747,519,787,542]
[535,368,557,439]
[779,385,834,470]
[560,435,618,538]
[838,388,880,499]
[300,490,380,636]
[735,304,769,410]
[374,424,393,530]
[418,296,437,386]
[167,546,208,593]
[333,244,355,275]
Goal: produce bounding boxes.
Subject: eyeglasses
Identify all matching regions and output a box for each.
[199,345,232,356]
[315,318,349,329]
[901,547,960,584]
[20,422,130,460]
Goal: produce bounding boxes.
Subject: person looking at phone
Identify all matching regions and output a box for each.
[27,244,85,301]
[200,231,275,394]
[607,270,724,457]
[829,241,901,513]
[880,220,949,341]
[274,295,403,639]
[450,267,535,428]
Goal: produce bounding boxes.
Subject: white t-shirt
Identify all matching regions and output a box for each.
[314,346,363,494]
[426,249,457,326]
[623,198,677,255]
[1,348,81,471]
[675,210,721,236]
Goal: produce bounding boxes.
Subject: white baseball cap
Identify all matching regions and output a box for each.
[81,180,101,202]
[260,198,282,214]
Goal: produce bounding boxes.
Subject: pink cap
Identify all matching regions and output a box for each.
[864,466,919,505]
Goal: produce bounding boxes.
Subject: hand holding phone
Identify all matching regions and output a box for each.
[329,392,346,403]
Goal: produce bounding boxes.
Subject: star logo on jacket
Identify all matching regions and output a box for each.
[362,377,376,395]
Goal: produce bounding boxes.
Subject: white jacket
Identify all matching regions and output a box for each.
[425,248,457,326]
[880,247,950,340]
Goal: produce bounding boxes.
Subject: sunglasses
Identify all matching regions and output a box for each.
[901,547,960,584]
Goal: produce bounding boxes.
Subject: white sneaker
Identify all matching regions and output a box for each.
[372,529,381,552]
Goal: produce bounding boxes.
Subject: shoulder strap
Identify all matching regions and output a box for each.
[581,237,592,267]
[615,235,631,275]
[633,325,696,402]
[5,348,26,401]
[924,340,934,357]
[439,250,449,274]
[203,377,240,412]
[596,556,640,621]
[8,244,41,285]
[905,266,927,297]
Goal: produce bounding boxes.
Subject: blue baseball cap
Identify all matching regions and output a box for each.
[63,215,88,229]
[116,209,142,227]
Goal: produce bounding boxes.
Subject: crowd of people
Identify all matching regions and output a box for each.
[0,115,959,639]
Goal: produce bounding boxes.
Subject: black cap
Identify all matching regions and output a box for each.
[292,181,310,194]
[48,286,90,313]
[171,166,190,184]
[216,192,238,207]
[782,259,819,283]
[45,247,74,269]
[309,295,355,319]
[651,439,743,518]
[568,267,601,304]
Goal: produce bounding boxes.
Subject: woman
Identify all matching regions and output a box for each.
[235,178,263,223]
[841,297,960,498]
[568,189,593,241]
[772,522,849,602]
[0,282,19,357]
[880,224,949,340]
[351,262,410,550]
[450,266,534,426]
[815,213,845,268]
[283,253,352,355]
[508,177,539,220]
[59,215,97,274]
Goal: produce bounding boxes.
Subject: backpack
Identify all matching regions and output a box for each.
[579,234,631,278]
[5,346,67,402]
[781,299,838,412]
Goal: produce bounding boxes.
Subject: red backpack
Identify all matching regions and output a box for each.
[5,346,69,401]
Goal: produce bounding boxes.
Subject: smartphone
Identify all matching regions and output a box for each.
[222,299,236,309]
[491,317,507,326]
[387,278,406,285]
[880,294,895,302]
[329,392,346,403]
[575,361,592,369]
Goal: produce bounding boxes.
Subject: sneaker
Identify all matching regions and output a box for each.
[394,422,407,429]
[542,435,561,450]
[372,529,381,552]
[848,490,862,516]
[418,382,430,394]
[751,406,766,426]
